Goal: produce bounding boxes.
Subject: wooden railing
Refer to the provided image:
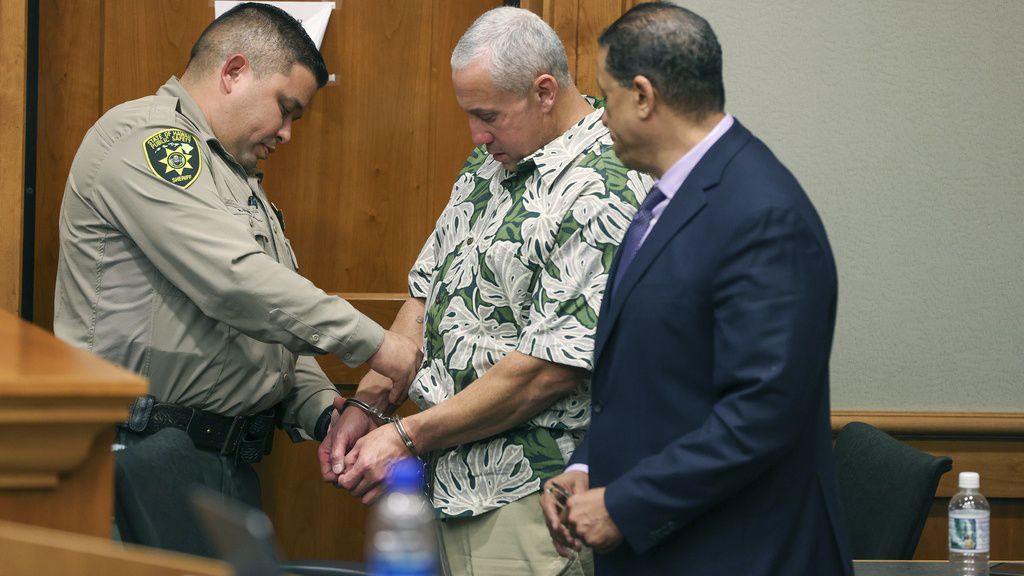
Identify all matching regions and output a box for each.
[0,309,146,537]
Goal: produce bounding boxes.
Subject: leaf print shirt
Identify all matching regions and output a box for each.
[408,101,652,517]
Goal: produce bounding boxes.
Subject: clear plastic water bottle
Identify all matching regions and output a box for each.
[949,471,990,576]
[367,458,438,576]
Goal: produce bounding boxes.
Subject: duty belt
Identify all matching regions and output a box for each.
[124,395,276,465]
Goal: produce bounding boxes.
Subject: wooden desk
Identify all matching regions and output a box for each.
[0,309,146,536]
[0,519,228,576]
[855,560,1024,575]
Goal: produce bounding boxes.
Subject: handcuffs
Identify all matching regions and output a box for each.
[340,398,419,457]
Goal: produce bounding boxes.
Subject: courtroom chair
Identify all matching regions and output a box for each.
[833,421,953,560]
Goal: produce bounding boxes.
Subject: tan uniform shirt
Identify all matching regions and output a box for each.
[54,77,383,434]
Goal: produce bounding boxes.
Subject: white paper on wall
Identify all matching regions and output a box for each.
[213,2,336,50]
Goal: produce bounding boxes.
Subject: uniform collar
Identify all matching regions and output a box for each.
[157,76,217,141]
[157,76,263,179]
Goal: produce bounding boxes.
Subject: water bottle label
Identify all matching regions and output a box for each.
[949,511,990,553]
[368,555,437,576]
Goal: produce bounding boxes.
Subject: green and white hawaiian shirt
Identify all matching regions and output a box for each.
[408,103,652,517]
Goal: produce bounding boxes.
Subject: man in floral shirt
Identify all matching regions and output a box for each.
[320,7,650,574]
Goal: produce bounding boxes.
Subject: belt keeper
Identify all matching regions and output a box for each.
[393,416,418,457]
[220,415,246,457]
[127,395,155,433]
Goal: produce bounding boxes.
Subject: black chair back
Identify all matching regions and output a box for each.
[833,421,953,559]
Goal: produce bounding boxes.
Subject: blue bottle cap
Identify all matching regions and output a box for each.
[387,458,425,492]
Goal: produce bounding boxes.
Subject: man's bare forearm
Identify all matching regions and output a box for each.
[402,351,583,453]
[355,297,425,410]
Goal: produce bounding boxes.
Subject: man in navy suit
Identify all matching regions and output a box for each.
[540,4,854,575]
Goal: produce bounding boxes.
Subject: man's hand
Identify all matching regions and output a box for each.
[540,470,589,557]
[565,487,623,553]
[366,330,422,405]
[338,423,412,504]
[318,397,376,483]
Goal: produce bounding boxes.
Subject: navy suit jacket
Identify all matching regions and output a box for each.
[569,120,854,575]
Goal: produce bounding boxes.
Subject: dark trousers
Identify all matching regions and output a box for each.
[114,427,262,557]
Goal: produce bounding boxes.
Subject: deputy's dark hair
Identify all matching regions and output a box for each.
[599,2,724,118]
[187,2,328,87]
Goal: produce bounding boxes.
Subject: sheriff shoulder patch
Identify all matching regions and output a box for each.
[143,129,203,189]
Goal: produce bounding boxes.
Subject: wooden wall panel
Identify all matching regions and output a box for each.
[833,413,1024,560]
[530,0,641,97]
[427,0,504,221]
[267,1,434,293]
[1,519,229,576]
[547,1,581,80]
[30,0,642,563]
[0,0,27,314]
[33,0,104,329]
[101,0,209,111]
[908,438,1024,559]
[0,430,116,538]
[573,0,633,96]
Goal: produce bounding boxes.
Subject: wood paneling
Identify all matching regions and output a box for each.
[28,0,642,563]
[27,2,639,316]
[0,430,117,537]
[33,0,1024,566]
[268,1,432,293]
[101,0,210,111]
[834,412,1024,560]
[34,0,104,329]
[0,0,26,314]
[0,519,229,576]
[0,309,146,536]
[527,0,641,97]
[573,0,632,96]
[427,0,504,220]
[833,411,1024,436]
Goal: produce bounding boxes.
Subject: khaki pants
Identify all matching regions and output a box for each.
[439,493,593,576]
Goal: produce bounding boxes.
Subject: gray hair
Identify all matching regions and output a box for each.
[451,7,571,97]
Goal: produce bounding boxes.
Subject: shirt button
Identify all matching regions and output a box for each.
[593,403,603,414]
[311,334,320,342]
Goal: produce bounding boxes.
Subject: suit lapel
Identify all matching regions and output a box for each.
[593,120,754,364]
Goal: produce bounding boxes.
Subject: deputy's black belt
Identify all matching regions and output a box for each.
[124,395,276,464]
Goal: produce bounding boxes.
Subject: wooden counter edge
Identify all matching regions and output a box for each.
[0,519,230,575]
[832,411,1024,436]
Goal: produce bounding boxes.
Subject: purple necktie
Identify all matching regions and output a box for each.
[612,186,666,295]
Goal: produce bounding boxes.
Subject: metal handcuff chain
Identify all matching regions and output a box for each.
[341,398,419,457]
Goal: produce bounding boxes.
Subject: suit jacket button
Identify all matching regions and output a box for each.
[593,403,603,414]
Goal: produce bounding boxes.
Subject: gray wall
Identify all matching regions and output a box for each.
[674,1,1024,410]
